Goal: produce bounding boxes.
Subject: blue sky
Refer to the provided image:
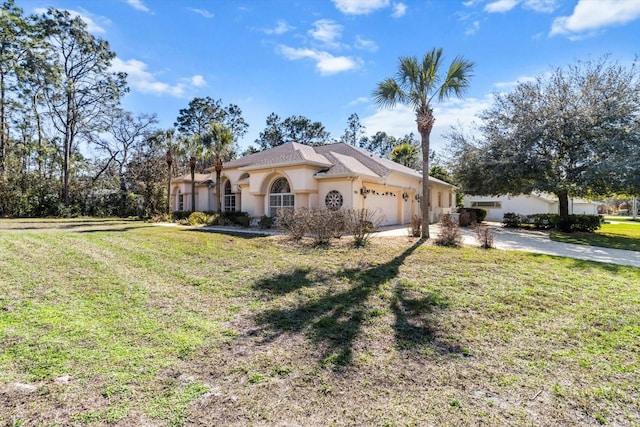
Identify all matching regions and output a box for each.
[17,0,640,154]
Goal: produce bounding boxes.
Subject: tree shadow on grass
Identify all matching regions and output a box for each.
[188,228,268,239]
[250,239,457,369]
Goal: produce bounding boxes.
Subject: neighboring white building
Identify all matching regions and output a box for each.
[463,193,600,221]
[170,142,457,225]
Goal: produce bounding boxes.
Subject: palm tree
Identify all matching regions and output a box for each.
[391,143,418,168]
[180,134,202,212]
[155,128,180,214]
[201,122,234,213]
[374,48,474,238]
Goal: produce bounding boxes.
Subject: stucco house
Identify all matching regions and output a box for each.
[170,142,457,225]
[463,193,600,222]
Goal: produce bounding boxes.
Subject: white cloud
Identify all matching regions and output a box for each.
[263,20,294,35]
[333,0,390,15]
[484,0,518,13]
[361,96,492,151]
[550,0,640,37]
[111,57,205,97]
[348,96,369,106]
[124,0,150,13]
[278,45,360,75]
[35,8,108,34]
[522,0,557,13]
[189,8,214,19]
[309,19,343,48]
[493,75,537,89]
[392,3,407,17]
[190,75,206,87]
[354,35,378,52]
[465,20,480,35]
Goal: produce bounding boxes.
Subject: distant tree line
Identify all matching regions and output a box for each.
[0,0,437,219]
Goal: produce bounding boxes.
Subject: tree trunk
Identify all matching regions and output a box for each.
[63,92,74,206]
[190,157,196,212]
[417,108,435,239]
[420,130,430,239]
[166,163,172,214]
[558,191,569,218]
[557,191,571,232]
[215,158,223,214]
[0,70,6,182]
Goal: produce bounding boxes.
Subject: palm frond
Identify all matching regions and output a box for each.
[373,77,404,108]
[438,56,475,101]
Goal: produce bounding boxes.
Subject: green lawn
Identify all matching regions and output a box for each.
[551,221,640,251]
[1,219,639,426]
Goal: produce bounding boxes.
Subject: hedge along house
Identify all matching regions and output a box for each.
[169,142,457,225]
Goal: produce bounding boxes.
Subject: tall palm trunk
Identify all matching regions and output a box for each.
[165,150,173,214]
[418,107,435,239]
[189,156,196,212]
[215,158,223,214]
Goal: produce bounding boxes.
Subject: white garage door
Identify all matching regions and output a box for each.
[365,193,397,225]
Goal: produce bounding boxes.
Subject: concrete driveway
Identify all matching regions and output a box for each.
[374,224,640,268]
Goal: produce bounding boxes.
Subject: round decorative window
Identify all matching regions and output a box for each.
[325,190,343,210]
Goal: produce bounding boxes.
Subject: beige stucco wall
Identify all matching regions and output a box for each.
[170,164,456,225]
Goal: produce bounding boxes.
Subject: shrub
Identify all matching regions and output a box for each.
[409,214,422,237]
[151,213,172,223]
[472,208,487,222]
[277,209,306,240]
[476,225,494,249]
[435,214,462,247]
[502,212,521,228]
[277,208,348,244]
[304,208,342,245]
[186,211,208,225]
[258,215,274,229]
[458,209,475,227]
[232,213,251,228]
[172,210,192,221]
[502,212,601,232]
[345,208,384,247]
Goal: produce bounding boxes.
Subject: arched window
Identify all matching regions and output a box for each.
[223,181,236,212]
[269,177,294,217]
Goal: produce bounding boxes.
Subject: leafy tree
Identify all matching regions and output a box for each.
[39,8,128,206]
[361,131,396,157]
[341,113,366,146]
[90,109,157,215]
[200,122,233,213]
[126,131,167,216]
[255,113,330,149]
[391,143,418,168]
[174,96,248,146]
[0,0,31,180]
[450,57,640,222]
[254,112,284,150]
[374,48,474,237]
[428,164,454,184]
